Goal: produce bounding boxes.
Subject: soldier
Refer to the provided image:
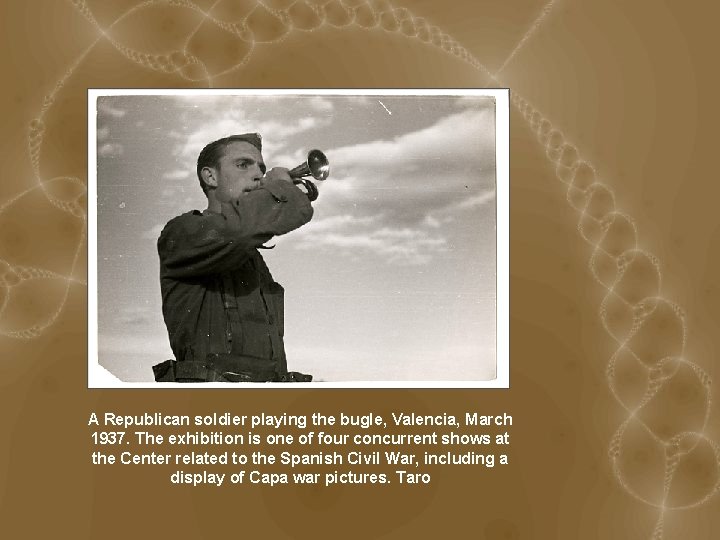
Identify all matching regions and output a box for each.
[153,133,314,382]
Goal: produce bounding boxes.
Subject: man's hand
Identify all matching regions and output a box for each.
[303,179,319,201]
[264,167,293,184]
[263,167,317,200]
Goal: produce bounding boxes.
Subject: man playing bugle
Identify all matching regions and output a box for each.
[152,133,315,383]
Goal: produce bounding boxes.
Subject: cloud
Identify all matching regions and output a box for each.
[166,95,333,166]
[429,187,496,219]
[289,108,496,265]
[454,189,496,210]
[454,95,495,110]
[173,109,329,167]
[422,215,444,228]
[99,332,170,355]
[113,306,155,326]
[97,99,127,118]
[162,169,191,181]
[320,108,495,216]
[142,223,165,240]
[156,182,196,208]
[297,227,447,265]
[332,107,494,179]
[294,214,447,265]
[307,96,334,112]
[300,214,377,232]
[108,96,496,267]
[97,125,110,140]
[98,143,124,157]
[160,186,179,199]
[415,188,495,230]
[345,95,371,105]
[255,117,324,148]
[175,108,252,161]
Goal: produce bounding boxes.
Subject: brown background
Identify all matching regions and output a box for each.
[1,0,719,538]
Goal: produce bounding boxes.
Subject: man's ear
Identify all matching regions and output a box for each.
[201,167,218,189]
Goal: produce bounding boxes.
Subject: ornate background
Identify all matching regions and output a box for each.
[0,1,718,538]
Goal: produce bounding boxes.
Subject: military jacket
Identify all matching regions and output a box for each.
[157,179,313,374]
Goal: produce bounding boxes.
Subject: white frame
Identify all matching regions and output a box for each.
[88,88,510,389]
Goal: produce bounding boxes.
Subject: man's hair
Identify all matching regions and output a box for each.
[196,133,263,194]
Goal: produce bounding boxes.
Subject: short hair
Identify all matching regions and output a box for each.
[196,133,263,194]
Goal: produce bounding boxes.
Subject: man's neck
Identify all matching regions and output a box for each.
[205,196,221,214]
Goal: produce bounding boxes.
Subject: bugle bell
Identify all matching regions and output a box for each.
[288,149,330,181]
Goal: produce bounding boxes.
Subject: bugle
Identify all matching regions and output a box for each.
[288,149,330,181]
[287,149,328,202]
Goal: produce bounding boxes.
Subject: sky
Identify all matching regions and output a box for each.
[95,92,497,382]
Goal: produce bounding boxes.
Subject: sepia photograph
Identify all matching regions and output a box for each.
[88,89,508,387]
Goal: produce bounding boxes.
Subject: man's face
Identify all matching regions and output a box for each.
[210,141,266,201]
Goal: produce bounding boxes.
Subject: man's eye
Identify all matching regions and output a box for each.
[237,162,249,168]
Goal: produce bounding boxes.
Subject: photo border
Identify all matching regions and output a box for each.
[87,88,509,389]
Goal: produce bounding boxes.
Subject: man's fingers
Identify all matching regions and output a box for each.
[304,180,318,201]
[265,167,292,182]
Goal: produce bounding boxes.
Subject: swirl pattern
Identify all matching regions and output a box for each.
[512,92,720,538]
[0,2,716,538]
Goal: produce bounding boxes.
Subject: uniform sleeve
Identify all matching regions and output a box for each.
[158,179,313,278]
[228,178,314,237]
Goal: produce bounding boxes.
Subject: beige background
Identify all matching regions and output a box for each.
[1,1,719,538]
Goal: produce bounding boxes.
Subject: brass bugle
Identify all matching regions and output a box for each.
[288,149,330,181]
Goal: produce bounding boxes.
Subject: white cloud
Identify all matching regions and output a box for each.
[432,187,496,218]
[346,96,371,105]
[162,169,190,181]
[290,108,495,249]
[319,108,495,217]
[307,96,334,112]
[142,223,165,240]
[99,332,170,355]
[98,99,127,118]
[98,143,124,157]
[301,214,378,233]
[97,125,110,140]
[176,108,252,161]
[289,109,496,265]
[113,305,155,326]
[127,97,495,266]
[455,189,496,210]
[296,226,447,265]
[454,96,495,110]
[329,108,493,183]
[294,213,447,265]
[160,187,178,199]
[255,117,324,150]
[173,110,331,174]
[416,188,495,229]
[422,215,446,228]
